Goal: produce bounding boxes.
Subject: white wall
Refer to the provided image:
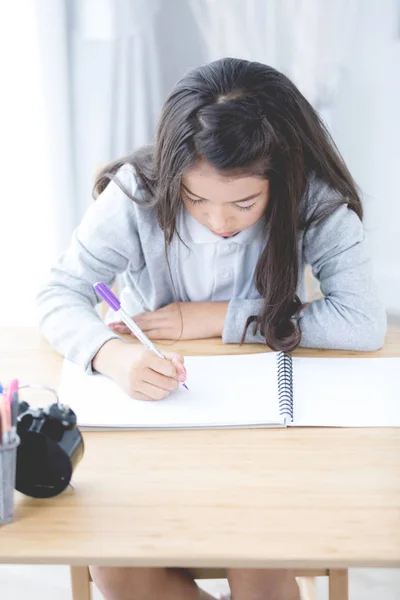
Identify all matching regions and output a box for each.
[333,0,400,316]
[0,2,57,324]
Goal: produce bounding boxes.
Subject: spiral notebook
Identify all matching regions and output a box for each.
[59,352,400,428]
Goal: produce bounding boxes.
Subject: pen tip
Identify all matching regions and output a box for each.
[183,383,189,391]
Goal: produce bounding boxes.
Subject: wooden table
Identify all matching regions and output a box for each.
[1,328,400,599]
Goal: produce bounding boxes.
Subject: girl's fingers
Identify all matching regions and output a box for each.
[164,351,184,364]
[132,313,148,328]
[140,329,172,339]
[134,312,164,329]
[147,352,178,378]
[142,368,179,392]
[110,324,166,338]
[109,320,167,337]
[147,352,186,382]
[110,313,165,334]
[135,321,161,334]
[164,352,186,379]
[109,322,130,333]
[136,381,170,401]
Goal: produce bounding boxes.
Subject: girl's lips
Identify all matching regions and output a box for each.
[211,230,237,237]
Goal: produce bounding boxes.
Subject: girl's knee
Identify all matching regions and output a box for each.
[90,566,164,600]
[226,568,300,600]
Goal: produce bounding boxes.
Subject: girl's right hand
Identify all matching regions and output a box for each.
[92,339,186,400]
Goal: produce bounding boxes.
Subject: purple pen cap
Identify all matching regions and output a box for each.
[94,282,121,311]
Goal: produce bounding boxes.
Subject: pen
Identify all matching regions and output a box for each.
[11,390,19,442]
[5,379,19,444]
[0,385,4,444]
[94,282,189,391]
[0,385,10,445]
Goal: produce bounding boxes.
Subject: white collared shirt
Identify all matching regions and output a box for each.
[174,208,266,303]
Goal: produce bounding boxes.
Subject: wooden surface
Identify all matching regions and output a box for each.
[0,327,400,568]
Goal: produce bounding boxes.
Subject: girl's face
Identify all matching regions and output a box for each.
[181,162,269,237]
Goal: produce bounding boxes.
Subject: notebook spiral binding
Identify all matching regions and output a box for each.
[277,353,293,423]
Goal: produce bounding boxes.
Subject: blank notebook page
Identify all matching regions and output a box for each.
[59,353,282,429]
[293,357,400,426]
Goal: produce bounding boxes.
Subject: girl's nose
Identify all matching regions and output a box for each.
[208,209,231,233]
[209,220,228,233]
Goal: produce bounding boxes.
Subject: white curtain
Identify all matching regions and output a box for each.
[281,0,361,128]
[189,0,278,62]
[0,0,165,324]
[72,0,163,220]
[35,0,76,254]
[188,0,361,128]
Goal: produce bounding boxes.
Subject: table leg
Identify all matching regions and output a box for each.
[297,576,318,600]
[70,566,92,600]
[328,569,348,600]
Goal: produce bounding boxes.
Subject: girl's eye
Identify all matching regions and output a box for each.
[188,197,206,205]
[184,191,256,212]
[237,203,256,212]
[183,192,206,205]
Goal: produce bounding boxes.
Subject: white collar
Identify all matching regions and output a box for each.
[180,208,267,245]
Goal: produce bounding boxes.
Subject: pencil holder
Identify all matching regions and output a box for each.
[0,435,20,525]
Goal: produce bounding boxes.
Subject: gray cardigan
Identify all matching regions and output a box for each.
[36,165,387,373]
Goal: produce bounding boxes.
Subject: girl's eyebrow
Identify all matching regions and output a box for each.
[182,184,261,203]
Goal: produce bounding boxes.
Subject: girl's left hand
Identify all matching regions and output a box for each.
[109,301,229,340]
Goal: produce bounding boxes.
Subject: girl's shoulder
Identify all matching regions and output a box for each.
[300,173,347,226]
[111,163,149,204]
[303,172,343,209]
[96,163,158,226]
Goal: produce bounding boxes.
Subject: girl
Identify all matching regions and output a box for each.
[37,58,386,600]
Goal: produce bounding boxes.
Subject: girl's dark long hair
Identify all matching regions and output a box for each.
[95,57,362,352]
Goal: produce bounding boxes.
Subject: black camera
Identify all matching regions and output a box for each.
[16,385,84,498]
